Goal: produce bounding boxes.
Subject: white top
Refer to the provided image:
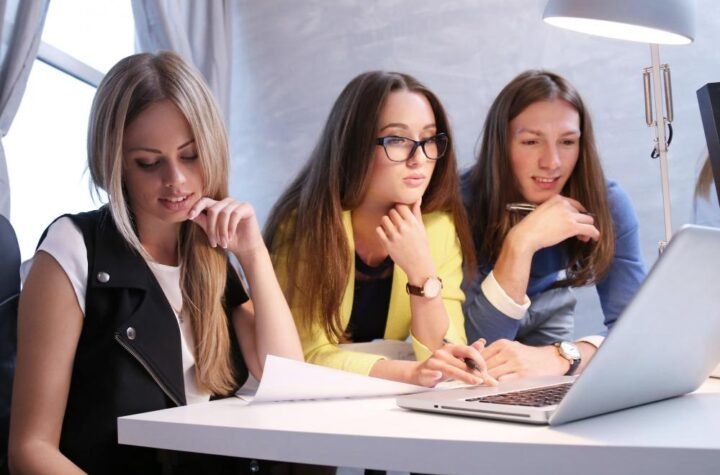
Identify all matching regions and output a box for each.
[31,217,210,404]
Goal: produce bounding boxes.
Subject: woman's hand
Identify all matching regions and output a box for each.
[511,195,600,253]
[408,342,497,388]
[188,197,265,257]
[376,200,435,283]
[189,197,303,378]
[492,195,599,304]
[477,339,569,381]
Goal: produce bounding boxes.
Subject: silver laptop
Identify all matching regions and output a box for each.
[397,225,720,425]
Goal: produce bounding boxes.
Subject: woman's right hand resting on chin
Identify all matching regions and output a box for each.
[509,195,600,252]
[493,195,601,304]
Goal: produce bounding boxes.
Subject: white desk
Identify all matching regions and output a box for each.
[119,378,720,475]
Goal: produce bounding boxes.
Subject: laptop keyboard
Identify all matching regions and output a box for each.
[466,382,573,407]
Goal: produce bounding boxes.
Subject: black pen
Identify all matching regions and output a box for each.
[442,338,481,372]
[463,357,480,372]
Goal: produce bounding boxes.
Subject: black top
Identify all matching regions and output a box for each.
[39,207,250,474]
[346,253,393,342]
[0,215,20,473]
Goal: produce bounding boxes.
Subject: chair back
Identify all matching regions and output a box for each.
[0,215,20,474]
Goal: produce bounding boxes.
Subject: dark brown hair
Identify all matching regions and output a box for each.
[695,155,714,199]
[466,70,614,287]
[264,71,475,342]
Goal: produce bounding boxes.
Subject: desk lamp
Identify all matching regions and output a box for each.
[542,0,696,252]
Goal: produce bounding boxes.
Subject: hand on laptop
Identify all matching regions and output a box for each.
[475,339,571,381]
[410,342,498,387]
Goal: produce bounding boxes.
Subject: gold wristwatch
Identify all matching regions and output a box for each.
[405,276,443,299]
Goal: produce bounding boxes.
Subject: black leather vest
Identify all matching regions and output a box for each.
[41,207,248,474]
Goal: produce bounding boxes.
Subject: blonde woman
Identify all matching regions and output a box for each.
[9,52,303,474]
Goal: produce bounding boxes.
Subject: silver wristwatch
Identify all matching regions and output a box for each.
[554,341,581,376]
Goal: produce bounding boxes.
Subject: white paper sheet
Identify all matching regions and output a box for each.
[240,355,431,403]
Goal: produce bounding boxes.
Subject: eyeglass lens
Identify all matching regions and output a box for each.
[382,135,448,162]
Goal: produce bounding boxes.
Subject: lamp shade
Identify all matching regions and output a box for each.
[543,0,696,45]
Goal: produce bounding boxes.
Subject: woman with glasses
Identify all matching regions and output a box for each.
[461,70,646,381]
[264,71,494,387]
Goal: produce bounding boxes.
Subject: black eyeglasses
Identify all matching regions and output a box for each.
[375,133,449,162]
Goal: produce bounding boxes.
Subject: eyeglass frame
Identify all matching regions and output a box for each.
[374,132,449,162]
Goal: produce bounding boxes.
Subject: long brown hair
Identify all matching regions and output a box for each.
[466,70,614,287]
[88,51,237,395]
[264,71,475,342]
[695,155,714,199]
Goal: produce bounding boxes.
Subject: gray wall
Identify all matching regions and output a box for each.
[228,0,720,336]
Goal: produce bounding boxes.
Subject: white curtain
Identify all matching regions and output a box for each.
[132,0,233,124]
[0,0,50,218]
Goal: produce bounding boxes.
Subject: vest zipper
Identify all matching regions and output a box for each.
[0,294,18,307]
[114,334,182,407]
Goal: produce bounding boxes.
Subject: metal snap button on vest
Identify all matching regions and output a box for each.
[96,271,110,283]
[126,327,136,340]
[249,460,260,473]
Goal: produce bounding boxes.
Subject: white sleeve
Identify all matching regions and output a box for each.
[30,217,88,315]
[576,335,605,348]
[480,271,531,320]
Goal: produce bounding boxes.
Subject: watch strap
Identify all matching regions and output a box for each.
[565,357,580,376]
[405,282,424,296]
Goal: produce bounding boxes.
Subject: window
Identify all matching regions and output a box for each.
[4,0,134,260]
[41,0,135,74]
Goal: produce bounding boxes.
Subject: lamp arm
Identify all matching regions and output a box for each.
[648,43,674,250]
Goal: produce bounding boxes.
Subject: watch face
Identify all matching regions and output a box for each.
[559,341,581,360]
[423,277,443,298]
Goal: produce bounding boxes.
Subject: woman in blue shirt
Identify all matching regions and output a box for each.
[462,70,646,381]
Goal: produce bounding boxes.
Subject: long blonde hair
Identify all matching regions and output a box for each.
[264,71,475,343]
[466,70,614,287]
[88,51,237,395]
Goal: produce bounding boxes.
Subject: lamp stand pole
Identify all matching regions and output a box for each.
[646,43,674,252]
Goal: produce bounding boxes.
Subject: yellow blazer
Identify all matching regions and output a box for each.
[273,209,467,375]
